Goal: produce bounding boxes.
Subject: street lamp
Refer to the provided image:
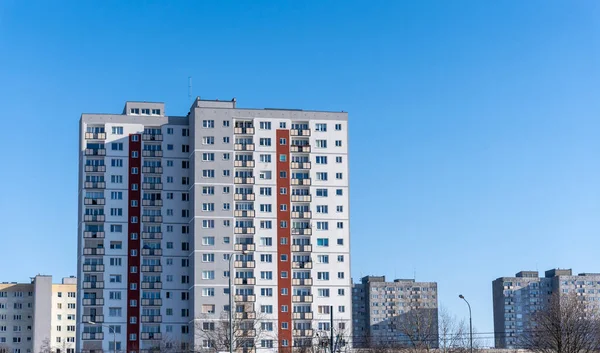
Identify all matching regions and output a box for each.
[87,321,116,353]
[458,295,473,353]
[229,250,247,353]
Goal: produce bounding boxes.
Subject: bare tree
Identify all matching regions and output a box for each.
[520,293,600,353]
[0,344,10,353]
[38,338,55,353]
[147,335,190,353]
[438,307,471,353]
[391,302,439,353]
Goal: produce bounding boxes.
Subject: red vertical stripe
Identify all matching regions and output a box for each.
[127,135,141,352]
[276,129,292,350]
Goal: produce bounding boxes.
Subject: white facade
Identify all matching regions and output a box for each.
[77,98,352,353]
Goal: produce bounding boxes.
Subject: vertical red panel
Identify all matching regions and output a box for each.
[276,129,292,350]
[127,135,141,352]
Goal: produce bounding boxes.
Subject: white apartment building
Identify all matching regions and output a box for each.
[0,276,77,353]
[77,98,352,353]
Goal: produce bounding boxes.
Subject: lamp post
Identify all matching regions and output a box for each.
[229,250,247,353]
[87,321,116,353]
[458,295,473,353]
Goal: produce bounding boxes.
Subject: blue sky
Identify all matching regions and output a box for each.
[1,0,600,343]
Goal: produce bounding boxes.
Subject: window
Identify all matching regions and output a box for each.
[203,186,215,195]
[280,122,287,128]
[338,288,345,296]
[316,172,328,181]
[111,159,123,167]
[223,120,230,127]
[110,175,123,183]
[316,188,328,197]
[261,288,273,297]
[109,307,122,317]
[261,272,273,280]
[203,237,215,246]
[280,187,287,194]
[317,255,329,264]
[223,170,230,177]
[259,187,272,196]
[338,272,345,279]
[337,205,343,212]
[318,289,330,297]
[202,220,215,228]
[316,156,328,164]
[202,288,215,297]
[315,123,327,131]
[260,237,272,246]
[337,222,344,229]
[110,191,122,200]
[337,238,344,245]
[110,225,122,232]
[318,272,330,280]
[109,275,122,283]
[260,220,272,229]
[260,254,272,263]
[317,222,329,230]
[167,128,173,134]
[260,204,272,213]
[167,144,174,150]
[223,136,230,143]
[336,156,343,163]
[223,186,230,193]
[202,203,215,211]
[317,238,329,247]
[202,170,215,178]
[259,138,271,146]
[202,271,215,280]
[279,138,287,145]
[112,126,123,135]
[202,254,215,262]
[203,136,215,145]
[260,305,273,314]
[338,255,344,262]
[259,121,271,130]
[182,144,190,153]
[335,123,342,131]
[202,120,215,128]
[111,143,123,151]
[260,154,271,163]
[202,153,215,161]
[316,140,327,148]
[336,172,343,179]
[316,205,328,214]
[335,140,343,147]
[336,189,343,196]
[279,154,287,162]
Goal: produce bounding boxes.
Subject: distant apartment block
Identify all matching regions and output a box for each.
[493,268,600,348]
[0,276,77,353]
[352,276,438,348]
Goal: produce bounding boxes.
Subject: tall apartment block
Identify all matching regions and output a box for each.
[492,268,600,348]
[352,276,438,348]
[0,275,77,353]
[78,98,352,353]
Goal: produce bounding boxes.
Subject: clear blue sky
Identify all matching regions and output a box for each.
[1,1,600,344]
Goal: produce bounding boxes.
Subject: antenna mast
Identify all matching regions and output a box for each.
[188,77,192,103]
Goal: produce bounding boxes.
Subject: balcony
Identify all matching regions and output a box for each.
[234,278,256,285]
[290,145,311,153]
[292,295,313,303]
[82,298,104,306]
[234,261,256,269]
[142,183,163,190]
[234,243,255,252]
[141,232,162,239]
[234,210,255,218]
[290,129,311,137]
[142,134,163,141]
[293,329,314,337]
[83,214,105,222]
[234,127,255,135]
[234,193,255,201]
[234,227,255,235]
[83,264,105,272]
[291,195,311,202]
[141,332,162,340]
[237,329,256,337]
[142,150,163,157]
[291,211,312,219]
[82,332,104,340]
[141,315,162,323]
[292,278,313,286]
[142,248,162,256]
[141,281,162,289]
[82,281,104,289]
[234,160,255,168]
[83,248,105,255]
[292,261,313,269]
[291,178,311,186]
[293,312,313,320]
[85,165,106,172]
[235,312,256,320]
[82,315,104,323]
[234,177,255,184]
[84,149,106,156]
[291,245,312,253]
[84,198,105,206]
[291,162,311,169]
[142,215,163,223]
[141,298,162,306]
[235,295,256,302]
[84,182,106,189]
[141,265,162,273]
[234,144,255,151]
[142,166,163,174]
[85,132,107,140]
[83,231,105,238]
[291,228,312,236]
[142,199,163,206]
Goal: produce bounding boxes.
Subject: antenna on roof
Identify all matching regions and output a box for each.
[188,77,192,104]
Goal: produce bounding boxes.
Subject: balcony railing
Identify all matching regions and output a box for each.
[234,295,256,302]
[291,178,311,186]
[82,332,104,340]
[84,214,105,222]
[292,278,313,286]
[141,265,162,273]
[234,160,255,168]
[234,144,255,151]
[142,199,163,206]
[235,312,257,320]
[141,315,162,323]
[237,329,256,337]
[292,261,313,269]
[290,162,311,169]
[85,132,107,140]
[234,177,255,184]
[234,261,256,269]
[83,231,105,239]
[293,312,313,320]
[82,298,104,306]
[293,329,314,337]
[82,315,104,323]
[234,277,256,285]
[234,243,255,252]
[290,129,311,137]
[291,211,312,219]
[141,281,162,289]
[84,149,106,156]
[291,245,312,252]
[84,182,106,189]
[234,227,255,235]
[290,145,311,153]
[142,150,163,157]
[292,295,313,303]
[142,248,162,256]
[83,264,105,272]
[291,195,311,202]
[142,215,163,223]
[141,332,162,340]
[141,298,162,306]
[141,232,162,239]
[291,228,312,236]
[142,166,163,174]
[85,165,106,172]
[234,127,255,135]
[83,248,105,255]
[142,134,163,141]
[84,198,105,205]
[234,210,255,218]
[234,193,255,201]
[82,281,104,289]
[142,183,163,190]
